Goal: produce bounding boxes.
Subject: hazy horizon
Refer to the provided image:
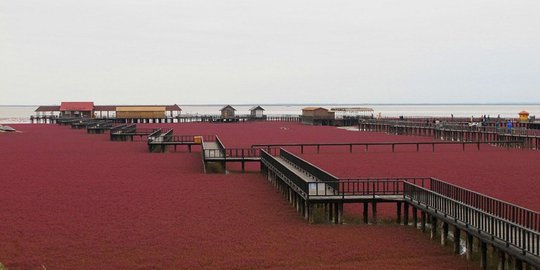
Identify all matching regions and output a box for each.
[2,0,539,104]
[3,102,540,107]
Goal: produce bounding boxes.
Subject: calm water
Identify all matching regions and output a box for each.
[1,104,539,124]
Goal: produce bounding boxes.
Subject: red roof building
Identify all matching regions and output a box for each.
[60,102,95,112]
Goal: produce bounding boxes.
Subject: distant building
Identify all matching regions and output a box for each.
[519,111,530,123]
[94,104,181,118]
[301,107,335,125]
[34,105,61,117]
[249,106,265,119]
[116,106,167,119]
[59,102,94,118]
[35,102,182,119]
[220,105,236,119]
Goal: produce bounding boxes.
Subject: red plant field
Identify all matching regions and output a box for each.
[2,122,537,269]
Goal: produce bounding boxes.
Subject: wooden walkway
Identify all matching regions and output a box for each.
[359,120,540,150]
[54,119,540,269]
[261,148,540,269]
[202,141,224,159]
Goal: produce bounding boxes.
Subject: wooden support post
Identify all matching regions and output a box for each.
[307,203,314,223]
[466,232,473,260]
[497,249,505,270]
[480,241,487,270]
[514,258,523,270]
[453,226,461,254]
[335,203,343,224]
[403,203,409,225]
[363,202,369,224]
[430,216,437,240]
[327,203,333,222]
[296,195,301,213]
[441,222,449,246]
[396,202,402,224]
[371,202,377,224]
[413,207,418,228]
[420,211,426,232]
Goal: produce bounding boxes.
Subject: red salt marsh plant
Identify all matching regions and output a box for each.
[0,123,490,269]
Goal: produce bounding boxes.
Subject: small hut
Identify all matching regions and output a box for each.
[519,111,530,122]
[249,106,265,119]
[59,102,94,118]
[301,107,335,125]
[220,105,236,119]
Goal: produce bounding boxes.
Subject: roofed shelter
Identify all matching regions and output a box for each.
[250,106,265,119]
[220,105,236,119]
[60,102,94,118]
[35,105,61,116]
[519,111,530,122]
[301,107,335,125]
[92,104,181,118]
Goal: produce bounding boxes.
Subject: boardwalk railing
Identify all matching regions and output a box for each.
[404,183,540,259]
[360,119,540,137]
[308,177,431,198]
[252,141,523,154]
[279,148,339,190]
[429,178,540,231]
[261,150,309,196]
[203,147,279,160]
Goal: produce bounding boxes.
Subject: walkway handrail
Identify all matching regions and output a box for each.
[429,178,540,231]
[309,177,432,198]
[361,119,540,136]
[280,148,339,190]
[215,136,226,150]
[261,150,309,195]
[252,140,523,153]
[404,182,540,258]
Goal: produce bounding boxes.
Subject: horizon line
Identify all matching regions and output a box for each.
[2,102,540,107]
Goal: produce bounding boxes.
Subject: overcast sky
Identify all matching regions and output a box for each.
[1,0,539,105]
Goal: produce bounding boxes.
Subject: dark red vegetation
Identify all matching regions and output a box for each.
[2,122,535,269]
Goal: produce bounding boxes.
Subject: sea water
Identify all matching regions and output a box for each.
[1,104,539,124]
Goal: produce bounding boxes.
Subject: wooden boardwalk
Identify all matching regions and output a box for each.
[261,148,540,269]
[54,119,540,269]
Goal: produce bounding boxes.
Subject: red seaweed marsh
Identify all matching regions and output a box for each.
[1,122,539,269]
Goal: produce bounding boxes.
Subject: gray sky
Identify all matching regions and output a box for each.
[1,0,539,105]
